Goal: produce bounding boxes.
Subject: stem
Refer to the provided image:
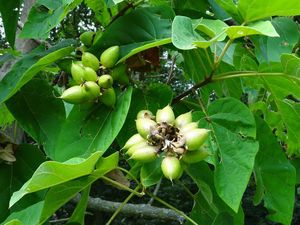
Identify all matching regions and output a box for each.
[204,48,213,69]
[148,179,162,205]
[210,39,233,78]
[116,166,140,185]
[101,176,144,197]
[213,72,288,81]
[145,191,198,225]
[106,186,140,225]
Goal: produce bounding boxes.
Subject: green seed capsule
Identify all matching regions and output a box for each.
[182,148,210,164]
[60,85,89,104]
[100,88,116,107]
[80,31,95,47]
[82,52,99,71]
[100,46,120,68]
[137,110,154,120]
[156,105,175,125]
[84,67,98,82]
[161,157,182,181]
[71,62,85,84]
[83,81,100,99]
[175,111,192,128]
[126,140,149,156]
[183,128,210,151]
[98,75,113,88]
[180,122,199,133]
[136,118,157,139]
[123,133,146,150]
[111,64,129,85]
[130,145,157,162]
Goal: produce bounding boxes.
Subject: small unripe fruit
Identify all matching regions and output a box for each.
[80,31,95,47]
[83,81,100,99]
[100,88,116,107]
[175,111,192,128]
[130,145,157,162]
[111,64,129,85]
[161,157,182,181]
[100,46,120,68]
[60,85,88,104]
[71,62,85,84]
[180,122,199,133]
[136,118,157,139]
[156,105,175,125]
[182,148,210,164]
[183,128,210,151]
[137,110,154,120]
[82,52,99,71]
[123,133,145,150]
[126,140,149,156]
[98,75,113,88]
[83,67,98,82]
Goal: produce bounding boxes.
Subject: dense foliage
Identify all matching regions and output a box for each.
[0,0,300,224]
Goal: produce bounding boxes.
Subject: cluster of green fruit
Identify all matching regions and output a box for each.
[59,31,129,107]
[123,105,210,181]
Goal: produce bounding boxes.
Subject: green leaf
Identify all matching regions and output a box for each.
[140,157,163,187]
[1,201,44,225]
[84,0,111,26]
[254,117,296,225]
[0,40,75,104]
[172,0,209,18]
[172,16,228,50]
[252,17,299,63]
[39,152,119,223]
[20,0,82,39]
[225,20,279,40]
[7,80,132,161]
[214,0,242,22]
[0,0,21,47]
[204,97,259,212]
[186,162,244,225]
[0,144,45,223]
[4,219,23,225]
[90,7,173,62]
[0,104,14,127]
[53,87,132,161]
[259,54,300,155]
[237,0,300,23]
[117,84,173,147]
[68,185,91,224]
[9,151,101,207]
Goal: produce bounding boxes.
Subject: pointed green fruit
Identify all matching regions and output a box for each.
[60,85,89,104]
[84,81,100,99]
[126,140,149,156]
[82,52,99,71]
[123,133,145,150]
[161,157,182,181]
[83,67,98,82]
[100,88,116,107]
[98,75,113,88]
[156,105,175,125]
[136,118,157,139]
[137,110,154,120]
[180,122,199,133]
[80,31,95,47]
[182,148,210,164]
[100,46,120,68]
[183,128,210,151]
[111,64,129,85]
[130,145,157,162]
[71,62,85,84]
[175,111,192,128]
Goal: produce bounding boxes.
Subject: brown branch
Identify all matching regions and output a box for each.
[171,76,212,105]
[72,195,185,223]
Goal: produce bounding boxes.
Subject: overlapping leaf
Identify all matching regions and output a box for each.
[254,117,296,225]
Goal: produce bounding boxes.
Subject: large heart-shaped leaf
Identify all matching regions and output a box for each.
[200,97,259,212]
